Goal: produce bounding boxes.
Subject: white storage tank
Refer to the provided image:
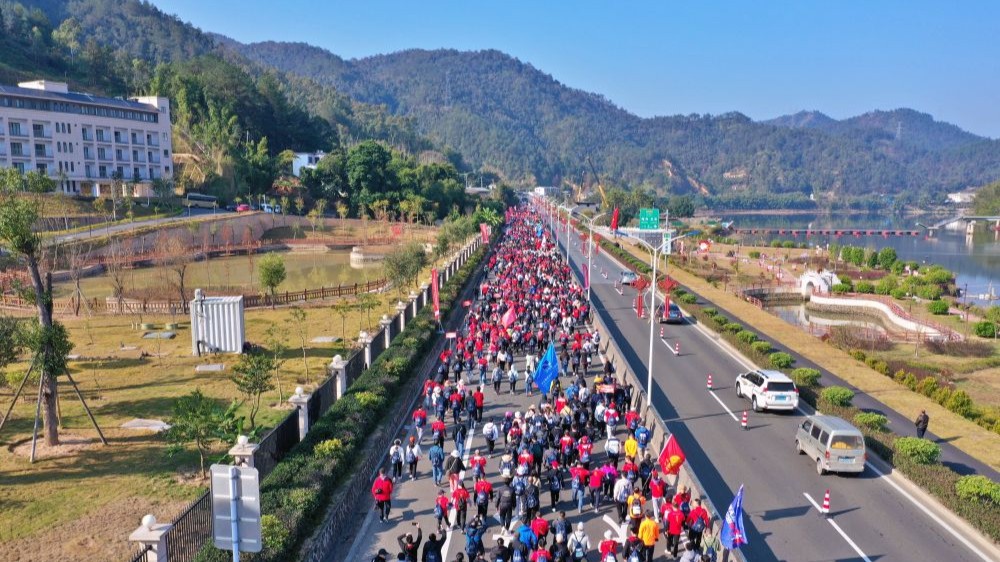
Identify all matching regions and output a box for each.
[190,289,245,355]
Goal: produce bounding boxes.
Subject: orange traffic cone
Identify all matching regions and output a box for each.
[707,374,713,390]
[674,342,680,355]
[660,326,665,338]
[741,410,748,430]
[821,489,831,515]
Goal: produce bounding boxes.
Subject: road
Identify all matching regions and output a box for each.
[47,207,227,245]
[556,220,996,561]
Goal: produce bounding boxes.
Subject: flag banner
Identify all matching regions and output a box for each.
[480,223,490,244]
[584,267,590,291]
[597,384,616,394]
[720,484,749,550]
[610,207,620,231]
[658,434,686,475]
[533,343,559,393]
[636,293,644,318]
[662,296,671,319]
[501,306,517,328]
[431,268,440,318]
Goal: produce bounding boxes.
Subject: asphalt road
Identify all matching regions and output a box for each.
[47,207,225,244]
[555,223,994,562]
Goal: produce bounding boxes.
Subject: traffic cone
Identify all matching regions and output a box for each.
[741,410,748,430]
[660,326,665,338]
[707,374,713,390]
[674,342,680,355]
[821,489,831,515]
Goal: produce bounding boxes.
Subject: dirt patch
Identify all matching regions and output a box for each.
[8,434,99,461]
[0,495,188,562]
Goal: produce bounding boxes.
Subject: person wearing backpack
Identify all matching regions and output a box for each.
[597,530,619,562]
[525,475,542,521]
[622,530,643,562]
[613,474,633,525]
[405,436,422,480]
[432,419,448,449]
[499,449,516,483]
[566,522,591,562]
[422,531,446,562]
[509,364,519,394]
[483,419,500,456]
[429,443,446,486]
[398,522,424,562]
[587,464,604,512]
[678,541,700,562]
[637,510,659,562]
[496,484,516,531]
[551,512,570,543]
[665,504,686,558]
[466,392,479,430]
[545,466,562,509]
[516,521,539,552]
[389,439,405,479]
[605,435,621,469]
[475,475,494,519]
[686,498,710,551]
[445,450,466,493]
[414,406,429,442]
[455,423,469,458]
[511,473,529,516]
[568,462,589,513]
[452,484,472,530]
[465,516,487,560]
[492,366,505,394]
[625,491,646,534]
[530,541,553,562]
[491,538,512,562]
[371,467,395,523]
[433,489,451,533]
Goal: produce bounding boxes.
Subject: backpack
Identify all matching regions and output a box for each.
[405,448,416,464]
[430,448,444,467]
[630,501,642,517]
[580,449,591,463]
[549,474,561,491]
[639,463,652,480]
[511,547,525,562]
[636,428,650,447]
[627,550,640,562]
[535,551,550,562]
[433,428,443,440]
[691,517,706,533]
[571,475,581,491]
[513,477,527,496]
[628,417,638,431]
[477,490,489,505]
[415,415,426,428]
[501,459,514,478]
[616,485,630,503]
[679,501,690,515]
[390,449,402,464]
[434,502,443,519]
[526,491,538,509]
[607,439,620,455]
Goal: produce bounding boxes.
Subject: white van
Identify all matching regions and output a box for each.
[261,203,282,214]
[795,415,866,475]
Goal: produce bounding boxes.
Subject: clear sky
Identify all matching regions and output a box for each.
[150,0,1000,138]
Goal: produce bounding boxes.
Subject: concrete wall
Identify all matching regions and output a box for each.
[807,294,944,339]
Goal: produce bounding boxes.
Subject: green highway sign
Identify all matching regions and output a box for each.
[639,208,660,230]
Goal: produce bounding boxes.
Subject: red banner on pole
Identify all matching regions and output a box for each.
[431,268,440,318]
[610,207,620,231]
[584,267,590,291]
[480,223,490,244]
[659,434,686,475]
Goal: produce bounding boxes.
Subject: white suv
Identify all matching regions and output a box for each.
[735,369,799,412]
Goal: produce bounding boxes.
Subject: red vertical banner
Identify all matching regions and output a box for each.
[431,268,440,318]
[663,295,671,319]
[636,293,644,318]
[584,267,590,291]
[480,223,490,244]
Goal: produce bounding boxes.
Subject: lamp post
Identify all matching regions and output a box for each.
[558,204,578,261]
[571,210,607,303]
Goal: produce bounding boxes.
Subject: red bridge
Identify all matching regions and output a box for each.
[732,228,922,238]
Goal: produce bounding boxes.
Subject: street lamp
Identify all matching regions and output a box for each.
[572,210,607,302]
[627,225,689,410]
[558,204,578,261]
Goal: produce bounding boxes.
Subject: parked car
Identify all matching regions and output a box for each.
[620,271,639,286]
[658,302,684,324]
[734,369,799,412]
[236,204,251,213]
[795,415,866,475]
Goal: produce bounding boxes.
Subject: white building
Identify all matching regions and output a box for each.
[292,151,325,177]
[0,80,173,198]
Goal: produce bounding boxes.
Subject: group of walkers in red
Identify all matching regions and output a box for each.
[371,206,717,562]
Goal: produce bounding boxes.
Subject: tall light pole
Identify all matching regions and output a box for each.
[558,204,578,261]
[573,210,607,302]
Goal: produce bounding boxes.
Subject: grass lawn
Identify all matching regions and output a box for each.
[612,237,1000,471]
[0,298,393,561]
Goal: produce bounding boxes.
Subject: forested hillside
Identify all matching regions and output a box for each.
[233,42,1000,205]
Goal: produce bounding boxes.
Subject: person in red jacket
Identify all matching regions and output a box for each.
[431,418,447,448]
[648,470,668,522]
[568,462,590,513]
[577,436,594,469]
[686,498,711,550]
[530,514,550,542]
[474,475,494,519]
[371,467,394,523]
[451,484,471,530]
[624,408,641,436]
[469,450,488,479]
[588,466,604,512]
[598,530,620,560]
[413,406,428,442]
[665,505,686,558]
[473,386,485,422]
[434,489,451,532]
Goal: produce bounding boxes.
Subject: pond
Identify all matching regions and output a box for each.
[54,250,383,299]
[768,303,897,339]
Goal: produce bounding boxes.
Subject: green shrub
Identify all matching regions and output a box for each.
[924,267,954,285]
[770,240,783,248]
[955,475,1000,505]
[678,293,698,305]
[702,307,718,317]
[932,387,953,406]
[260,514,291,552]
[314,438,345,460]
[831,283,852,294]
[854,412,888,432]
[748,250,761,259]
[855,281,875,294]
[821,386,855,407]
[782,240,796,249]
[769,352,794,369]
[973,321,997,338]
[945,390,976,418]
[750,341,772,355]
[712,314,730,326]
[927,300,949,315]
[915,284,943,300]
[724,322,744,334]
[902,373,918,391]
[850,349,867,362]
[891,288,908,300]
[895,436,941,465]
[736,330,757,344]
[915,377,938,397]
[865,357,890,376]
[790,368,821,387]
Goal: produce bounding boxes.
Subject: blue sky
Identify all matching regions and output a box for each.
[151,0,1000,138]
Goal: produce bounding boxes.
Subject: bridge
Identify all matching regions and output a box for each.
[923,214,1000,233]
[731,227,922,237]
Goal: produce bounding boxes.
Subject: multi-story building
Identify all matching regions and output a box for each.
[0,80,172,198]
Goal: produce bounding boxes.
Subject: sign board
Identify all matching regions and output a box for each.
[445,331,458,339]
[211,464,262,553]
[638,208,660,230]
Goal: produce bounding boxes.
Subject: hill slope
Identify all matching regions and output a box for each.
[232,41,1000,200]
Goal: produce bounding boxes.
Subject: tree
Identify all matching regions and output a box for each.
[332,298,355,342]
[286,307,310,381]
[51,17,82,59]
[356,292,379,332]
[336,201,349,231]
[230,353,276,430]
[263,324,288,401]
[877,247,898,271]
[383,242,427,296]
[166,390,240,477]
[0,171,64,445]
[258,253,287,309]
[158,234,192,304]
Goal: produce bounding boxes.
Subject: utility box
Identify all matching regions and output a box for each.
[190,289,245,355]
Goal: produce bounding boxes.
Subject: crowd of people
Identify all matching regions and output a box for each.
[371,206,720,562]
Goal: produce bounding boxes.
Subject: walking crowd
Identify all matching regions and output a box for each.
[371,206,721,562]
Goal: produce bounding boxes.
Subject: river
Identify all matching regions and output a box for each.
[719,213,1000,306]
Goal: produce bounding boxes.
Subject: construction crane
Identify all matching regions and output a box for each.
[586,156,609,208]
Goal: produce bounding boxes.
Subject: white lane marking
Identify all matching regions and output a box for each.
[803,492,872,562]
[865,463,994,562]
[440,421,477,558]
[602,513,628,542]
[707,387,740,422]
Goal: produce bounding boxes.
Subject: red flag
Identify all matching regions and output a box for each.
[659,434,686,475]
[501,307,516,328]
[480,223,490,244]
[636,293,644,318]
[610,207,620,231]
[431,268,440,318]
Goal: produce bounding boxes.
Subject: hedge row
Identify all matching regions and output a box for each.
[195,244,488,562]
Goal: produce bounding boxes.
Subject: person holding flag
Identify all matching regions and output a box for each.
[720,484,749,553]
[531,342,559,399]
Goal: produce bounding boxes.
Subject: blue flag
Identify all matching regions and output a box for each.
[720,484,748,550]
[533,342,559,394]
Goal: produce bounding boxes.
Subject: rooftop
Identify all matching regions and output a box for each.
[0,80,159,112]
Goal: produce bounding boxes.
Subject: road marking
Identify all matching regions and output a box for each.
[440,409,478,559]
[864,463,994,562]
[803,492,872,562]
[706,386,740,422]
[601,514,628,542]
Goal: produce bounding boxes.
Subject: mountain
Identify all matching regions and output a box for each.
[230,41,1000,202]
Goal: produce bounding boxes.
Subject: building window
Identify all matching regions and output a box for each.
[36,163,47,174]
[13,162,25,173]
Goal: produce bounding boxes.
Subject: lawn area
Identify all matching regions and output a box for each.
[612,236,1000,471]
[0,297,393,561]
